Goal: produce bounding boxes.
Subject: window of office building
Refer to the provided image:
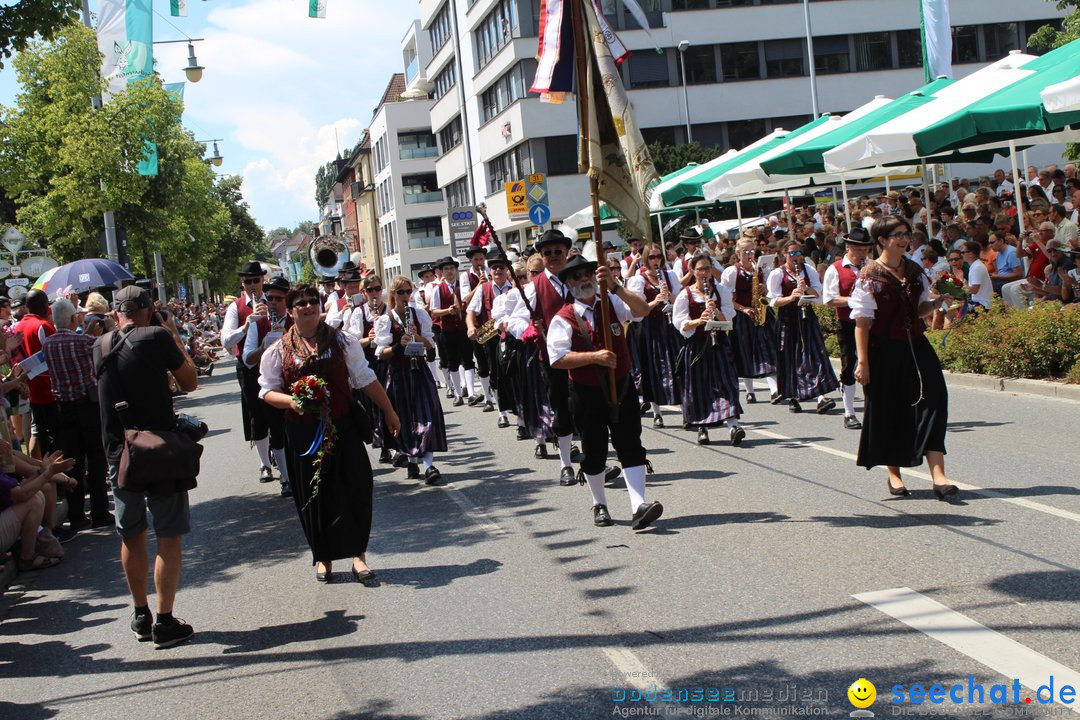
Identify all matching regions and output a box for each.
[770,114,811,133]
[678,45,716,85]
[376,179,394,216]
[545,136,578,176]
[896,29,922,68]
[381,221,398,257]
[402,174,442,204]
[720,42,760,81]
[432,63,456,101]
[445,176,471,208]
[628,50,669,89]
[625,0,661,29]
[984,23,1019,59]
[407,218,445,249]
[854,32,891,71]
[765,39,803,78]
[814,35,849,74]
[399,131,438,160]
[373,136,388,173]
[429,3,452,52]
[487,143,532,195]
[728,118,768,149]
[1023,19,1062,53]
[438,116,463,155]
[691,122,724,147]
[672,0,711,8]
[476,0,519,68]
[641,126,677,145]
[952,25,979,63]
[481,61,534,123]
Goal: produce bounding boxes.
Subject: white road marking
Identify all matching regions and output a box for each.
[750,428,1080,524]
[854,587,1080,715]
[440,482,507,536]
[601,646,667,694]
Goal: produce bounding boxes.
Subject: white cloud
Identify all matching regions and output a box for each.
[151,0,421,231]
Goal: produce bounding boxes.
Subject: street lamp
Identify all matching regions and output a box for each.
[198,139,225,166]
[677,40,693,144]
[152,38,206,83]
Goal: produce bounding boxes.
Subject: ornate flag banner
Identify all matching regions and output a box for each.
[170,0,187,17]
[920,0,952,83]
[96,0,157,176]
[309,0,327,18]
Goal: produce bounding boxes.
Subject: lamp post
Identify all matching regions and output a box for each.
[197,139,225,166]
[677,40,692,144]
[802,0,820,118]
[152,38,206,83]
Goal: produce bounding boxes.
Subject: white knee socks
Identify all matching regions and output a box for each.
[842,384,857,416]
[765,375,778,395]
[624,465,647,511]
[442,367,454,390]
[585,472,608,507]
[447,372,460,398]
[742,378,754,394]
[479,376,492,402]
[650,402,660,418]
[422,452,434,471]
[462,368,476,397]
[254,437,272,468]
[557,435,573,467]
[428,361,440,384]
[272,448,290,485]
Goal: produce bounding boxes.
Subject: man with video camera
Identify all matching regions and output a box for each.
[93,285,199,649]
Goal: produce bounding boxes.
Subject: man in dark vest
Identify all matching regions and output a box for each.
[547,255,662,530]
[822,228,872,430]
[466,252,514,418]
[221,261,274,482]
[428,256,476,406]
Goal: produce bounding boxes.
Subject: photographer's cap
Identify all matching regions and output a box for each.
[113,285,152,313]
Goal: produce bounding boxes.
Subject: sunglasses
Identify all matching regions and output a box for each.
[948,257,962,262]
[542,248,566,257]
[529,269,542,276]
[515,274,527,281]
[242,277,262,285]
[396,288,413,295]
[568,271,592,282]
[266,294,287,302]
[647,254,663,259]
[788,251,803,257]
[367,287,383,293]
[290,298,319,309]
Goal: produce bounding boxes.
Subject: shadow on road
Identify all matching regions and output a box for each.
[989,570,1080,602]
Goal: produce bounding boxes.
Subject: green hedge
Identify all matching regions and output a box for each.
[812,302,1080,381]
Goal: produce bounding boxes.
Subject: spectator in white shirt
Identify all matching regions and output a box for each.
[961,241,992,310]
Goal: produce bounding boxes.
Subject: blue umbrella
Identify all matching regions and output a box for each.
[40,258,134,298]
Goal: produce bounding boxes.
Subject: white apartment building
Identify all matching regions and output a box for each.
[370,61,446,280]
[415,0,1068,249]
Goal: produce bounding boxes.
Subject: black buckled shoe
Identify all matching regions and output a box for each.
[746,392,757,404]
[697,428,709,445]
[844,415,862,430]
[770,392,785,405]
[789,399,802,413]
[452,396,465,407]
[259,466,274,483]
[604,466,622,486]
[559,466,577,486]
[653,415,664,428]
[497,416,510,428]
[816,398,836,415]
[535,443,547,459]
[570,445,582,463]
[280,482,293,498]
[483,401,495,412]
[392,452,409,468]
[406,463,421,479]
[424,466,442,485]
[445,387,455,399]
[630,501,664,531]
[378,447,392,464]
[468,394,483,407]
[516,426,529,441]
[730,426,746,446]
[593,504,613,527]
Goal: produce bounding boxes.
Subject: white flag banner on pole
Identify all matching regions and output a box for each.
[97,0,154,100]
[170,0,187,17]
[309,0,326,18]
[920,0,952,83]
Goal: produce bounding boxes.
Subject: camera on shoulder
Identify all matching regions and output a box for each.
[175,413,209,442]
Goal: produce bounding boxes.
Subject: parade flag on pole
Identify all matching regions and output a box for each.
[309,0,326,18]
[577,0,658,240]
[170,0,187,17]
[920,0,952,83]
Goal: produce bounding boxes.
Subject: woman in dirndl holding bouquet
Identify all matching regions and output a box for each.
[850,217,958,501]
[260,284,400,583]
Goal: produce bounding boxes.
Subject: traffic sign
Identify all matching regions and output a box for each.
[526,173,548,209]
[528,203,551,227]
[505,181,529,220]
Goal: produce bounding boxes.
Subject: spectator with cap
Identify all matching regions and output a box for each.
[93,284,198,649]
[41,298,111,530]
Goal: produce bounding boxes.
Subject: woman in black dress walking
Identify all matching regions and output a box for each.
[260,284,401,582]
[850,217,958,500]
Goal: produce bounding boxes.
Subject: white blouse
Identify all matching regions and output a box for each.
[848,273,932,321]
[671,284,736,339]
[546,295,635,365]
[627,269,680,299]
[766,264,823,307]
[258,330,377,399]
[373,304,435,356]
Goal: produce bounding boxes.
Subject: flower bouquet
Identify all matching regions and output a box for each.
[935,273,968,300]
[290,375,336,508]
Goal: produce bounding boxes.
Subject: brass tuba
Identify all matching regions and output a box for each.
[309,236,347,277]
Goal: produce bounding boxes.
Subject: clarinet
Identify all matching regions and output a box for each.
[405,305,421,371]
[707,277,722,348]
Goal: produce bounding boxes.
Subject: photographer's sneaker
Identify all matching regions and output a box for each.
[130,610,153,642]
[152,617,194,649]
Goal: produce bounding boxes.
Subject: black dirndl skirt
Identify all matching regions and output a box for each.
[677,333,742,427]
[731,309,778,379]
[357,357,390,448]
[514,341,554,443]
[857,333,948,469]
[285,414,373,564]
[386,361,448,457]
[628,314,682,406]
[776,308,840,401]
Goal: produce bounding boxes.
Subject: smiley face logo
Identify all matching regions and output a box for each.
[848,678,876,709]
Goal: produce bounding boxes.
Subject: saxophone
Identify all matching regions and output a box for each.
[751,267,768,326]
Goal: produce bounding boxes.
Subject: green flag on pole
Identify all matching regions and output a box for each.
[309,0,326,18]
[919,0,952,84]
[170,0,187,17]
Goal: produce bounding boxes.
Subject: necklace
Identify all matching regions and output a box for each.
[878,256,903,270]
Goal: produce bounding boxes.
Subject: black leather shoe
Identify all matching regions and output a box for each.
[425,466,442,485]
[640,402,650,416]
[445,388,455,399]
[770,392,785,405]
[652,415,664,428]
[746,392,757,404]
[604,466,621,486]
[789,399,802,413]
[570,445,582,463]
[378,447,392,464]
[483,401,495,412]
[730,426,746,446]
[932,483,959,501]
[697,428,709,445]
[259,465,274,483]
[593,504,613,527]
[392,452,409,468]
[406,463,420,479]
[468,394,483,406]
[535,443,547,459]
[630,501,664,531]
[497,416,510,428]
[559,466,576,486]
[816,398,836,415]
[844,415,863,430]
[280,482,293,498]
[644,459,654,474]
[517,426,529,441]
[888,479,911,497]
[452,396,464,407]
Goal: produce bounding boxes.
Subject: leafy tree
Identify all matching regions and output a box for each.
[647,140,725,177]
[1029,4,1080,159]
[202,174,268,293]
[314,159,338,208]
[0,0,81,70]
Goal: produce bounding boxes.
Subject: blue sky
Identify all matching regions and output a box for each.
[0,0,421,233]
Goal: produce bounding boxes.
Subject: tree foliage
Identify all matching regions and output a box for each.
[0,0,81,70]
[314,159,339,209]
[647,140,725,178]
[1029,2,1080,160]
[203,175,269,294]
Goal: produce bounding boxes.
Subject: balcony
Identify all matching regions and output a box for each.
[405,191,444,205]
[399,145,440,160]
[405,55,420,86]
[408,233,447,250]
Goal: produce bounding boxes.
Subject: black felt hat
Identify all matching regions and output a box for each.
[238,260,266,277]
[556,254,598,283]
[535,229,572,249]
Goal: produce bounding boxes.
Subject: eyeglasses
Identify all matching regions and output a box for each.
[242,277,262,285]
[647,254,663,259]
[366,287,383,293]
[948,257,962,262]
[542,248,565,257]
[290,298,319,309]
[396,288,413,295]
[889,232,913,239]
[515,274,528,281]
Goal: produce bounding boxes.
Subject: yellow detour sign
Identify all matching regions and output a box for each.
[505,180,529,220]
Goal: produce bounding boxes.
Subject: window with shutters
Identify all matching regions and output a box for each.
[765,39,803,78]
[720,42,760,81]
[628,50,669,89]
[814,35,849,74]
[854,32,892,71]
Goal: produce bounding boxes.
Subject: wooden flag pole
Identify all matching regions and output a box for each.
[571,0,618,416]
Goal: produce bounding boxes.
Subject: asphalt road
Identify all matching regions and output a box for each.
[1,360,1078,720]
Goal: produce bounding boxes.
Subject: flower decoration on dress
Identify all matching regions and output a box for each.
[291,375,336,508]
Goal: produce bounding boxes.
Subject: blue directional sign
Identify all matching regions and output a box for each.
[529,203,551,227]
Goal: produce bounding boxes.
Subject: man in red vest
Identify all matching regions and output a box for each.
[822,228,872,430]
[221,261,274,482]
[547,255,662,531]
[428,256,476,406]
